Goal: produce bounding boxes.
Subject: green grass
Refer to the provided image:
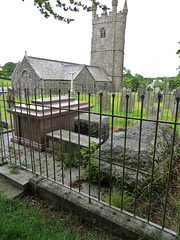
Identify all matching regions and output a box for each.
[0,79,11,87]
[104,185,134,211]
[0,90,180,133]
[0,193,114,240]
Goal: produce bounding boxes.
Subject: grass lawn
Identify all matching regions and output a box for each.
[0,193,120,240]
[0,79,11,87]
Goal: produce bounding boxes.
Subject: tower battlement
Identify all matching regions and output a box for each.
[93,11,127,24]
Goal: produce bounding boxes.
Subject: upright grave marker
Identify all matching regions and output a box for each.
[95,90,111,112]
[120,87,135,113]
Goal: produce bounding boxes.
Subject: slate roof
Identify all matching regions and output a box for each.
[26,56,111,82]
[87,66,111,82]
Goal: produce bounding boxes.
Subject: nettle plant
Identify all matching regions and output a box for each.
[80,142,99,183]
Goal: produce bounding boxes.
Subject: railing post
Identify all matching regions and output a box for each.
[121,93,129,210]
[109,93,115,206]
[162,89,180,229]
[134,88,145,216]
[147,92,162,221]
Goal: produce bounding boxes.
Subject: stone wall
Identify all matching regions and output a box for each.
[74,67,95,93]
[11,56,41,97]
[90,9,127,90]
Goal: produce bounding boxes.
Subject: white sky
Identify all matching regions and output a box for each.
[0,0,179,78]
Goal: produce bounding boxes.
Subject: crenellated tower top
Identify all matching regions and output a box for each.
[90,0,128,90]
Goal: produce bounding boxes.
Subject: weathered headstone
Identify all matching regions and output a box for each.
[153,87,161,103]
[162,83,172,109]
[163,94,175,110]
[120,88,135,113]
[74,113,109,142]
[171,89,180,117]
[95,90,111,112]
[138,87,146,102]
[163,82,169,95]
[144,92,162,116]
[47,129,102,161]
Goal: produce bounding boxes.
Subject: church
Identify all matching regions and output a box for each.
[11,0,128,95]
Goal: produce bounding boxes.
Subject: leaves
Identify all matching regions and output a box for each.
[22,0,107,23]
[0,62,16,80]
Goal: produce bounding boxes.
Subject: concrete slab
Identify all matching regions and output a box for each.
[0,164,34,190]
[28,176,178,240]
[0,176,23,198]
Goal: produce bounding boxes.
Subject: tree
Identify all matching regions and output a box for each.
[23,0,107,23]
[1,62,16,79]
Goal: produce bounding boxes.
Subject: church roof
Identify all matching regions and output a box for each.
[26,56,83,80]
[25,56,111,82]
[87,66,111,82]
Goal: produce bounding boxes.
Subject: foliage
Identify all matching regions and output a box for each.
[80,142,99,183]
[123,68,153,91]
[81,159,99,183]
[104,182,134,210]
[122,67,179,91]
[169,75,180,90]
[8,162,21,174]
[23,0,107,23]
[64,150,78,167]
[80,141,97,159]
[0,62,16,80]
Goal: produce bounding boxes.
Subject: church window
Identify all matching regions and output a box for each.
[21,70,29,90]
[100,28,106,38]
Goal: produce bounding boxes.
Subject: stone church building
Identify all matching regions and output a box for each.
[11,0,127,95]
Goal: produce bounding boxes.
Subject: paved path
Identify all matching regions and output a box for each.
[0,131,107,199]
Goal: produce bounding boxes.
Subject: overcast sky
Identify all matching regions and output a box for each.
[0,0,179,78]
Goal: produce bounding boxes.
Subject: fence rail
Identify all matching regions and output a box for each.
[0,86,180,237]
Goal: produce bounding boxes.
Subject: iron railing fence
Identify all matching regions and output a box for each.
[0,86,180,237]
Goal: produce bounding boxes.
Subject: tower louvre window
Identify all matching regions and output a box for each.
[100,28,106,38]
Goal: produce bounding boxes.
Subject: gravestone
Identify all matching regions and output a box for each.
[171,89,180,117]
[162,83,173,109]
[137,87,146,102]
[74,113,109,142]
[153,87,161,103]
[163,82,169,95]
[163,93,175,110]
[120,88,135,113]
[95,90,111,112]
[47,129,103,161]
[144,92,161,116]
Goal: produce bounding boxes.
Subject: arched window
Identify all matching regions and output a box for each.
[100,28,106,38]
[21,70,29,90]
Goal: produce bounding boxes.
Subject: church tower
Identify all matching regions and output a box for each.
[90,0,128,90]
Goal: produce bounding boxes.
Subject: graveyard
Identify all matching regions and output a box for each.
[0,86,180,239]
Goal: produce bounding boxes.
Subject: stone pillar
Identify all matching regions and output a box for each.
[112,0,118,13]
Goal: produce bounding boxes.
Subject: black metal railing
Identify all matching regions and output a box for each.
[0,86,180,237]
